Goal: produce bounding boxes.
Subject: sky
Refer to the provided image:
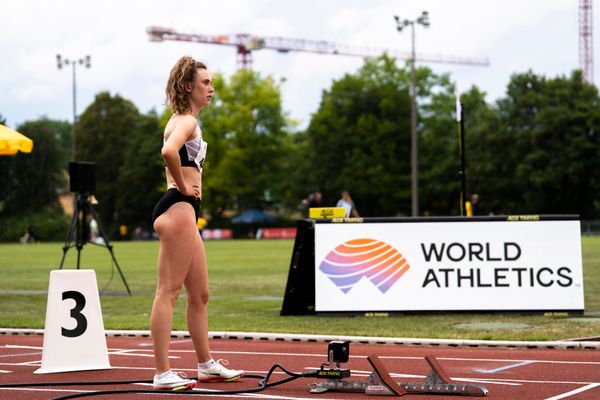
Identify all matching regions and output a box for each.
[1,0,597,130]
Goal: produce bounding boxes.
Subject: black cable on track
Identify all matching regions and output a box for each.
[0,364,319,399]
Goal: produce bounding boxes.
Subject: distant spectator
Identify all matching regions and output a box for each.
[20,224,38,244]
[119,224,128,240]
[465,194,479,217]
[134,226,143,240]
[298,191,323,217]
[307,191,322,209]
[28,224,38,242]
[336,191,360,218]
[197,216,207,233]
[90,218,99,242]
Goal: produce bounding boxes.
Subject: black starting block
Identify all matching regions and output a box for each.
[309,354,488,397]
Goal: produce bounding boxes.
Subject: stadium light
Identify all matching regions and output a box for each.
[56,54,91,160]
[394,11,429,216]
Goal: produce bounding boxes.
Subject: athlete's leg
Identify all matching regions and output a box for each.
[183,232,211,363]
[151,202,198,375]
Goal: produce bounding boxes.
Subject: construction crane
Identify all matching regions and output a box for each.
[579,0,594,84]
[147,26,489,69]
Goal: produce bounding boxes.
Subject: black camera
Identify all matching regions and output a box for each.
[316,341,351,379]
[328,341,350,364]
[69,161,96,194]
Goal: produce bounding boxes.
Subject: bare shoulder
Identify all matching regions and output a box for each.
[165,114,197,142]
[178,114,197,126]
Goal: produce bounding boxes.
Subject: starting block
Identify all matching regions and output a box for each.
[309,354,488,397]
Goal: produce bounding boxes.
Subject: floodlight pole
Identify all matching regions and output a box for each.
[394,12,429,217]
[56,55,91,160]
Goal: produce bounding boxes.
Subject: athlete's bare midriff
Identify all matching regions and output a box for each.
[165,167,202,198]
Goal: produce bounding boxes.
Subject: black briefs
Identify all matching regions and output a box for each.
[152,188,201,224]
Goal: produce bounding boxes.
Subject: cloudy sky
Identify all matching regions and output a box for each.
[1,0,596,130]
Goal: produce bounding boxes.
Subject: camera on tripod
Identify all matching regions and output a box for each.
[69,161,96,194]
[60,161,131,294]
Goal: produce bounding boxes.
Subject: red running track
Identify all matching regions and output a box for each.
[0,334,599,399]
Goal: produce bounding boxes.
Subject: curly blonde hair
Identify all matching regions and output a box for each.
[165,56,207,114]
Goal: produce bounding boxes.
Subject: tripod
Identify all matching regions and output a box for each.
[59,192,132,295]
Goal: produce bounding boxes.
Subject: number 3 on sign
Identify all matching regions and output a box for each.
[62,290,88,337]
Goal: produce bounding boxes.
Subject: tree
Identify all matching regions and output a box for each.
[200,69,292,216]
[115,110,164,230]
[0,118,70,214]
[76,92,143,233]
[301,55,463,217]
[416,73,470,216]
[467,70,600,218]
[417,84,495,216]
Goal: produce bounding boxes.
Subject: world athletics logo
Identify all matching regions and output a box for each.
[319,238,410,294]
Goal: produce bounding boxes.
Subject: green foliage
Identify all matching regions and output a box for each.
[76,93,164,235]
[201,70,294,216]
[467,71,600,217]
[416,73,463,215]
[0,118,70,215]
[3,61,600,224]
[0,208,69,242]
[115,110,164,230]
[302,55,460,216]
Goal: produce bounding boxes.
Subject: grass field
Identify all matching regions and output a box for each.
[0,237,598,341]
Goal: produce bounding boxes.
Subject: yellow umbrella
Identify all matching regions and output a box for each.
[0,124,34,155]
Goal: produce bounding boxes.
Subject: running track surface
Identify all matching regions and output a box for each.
[0,334,599,400]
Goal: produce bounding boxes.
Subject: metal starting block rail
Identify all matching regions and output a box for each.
[309,354,489,397]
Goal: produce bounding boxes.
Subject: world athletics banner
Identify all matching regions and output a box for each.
[313,216,583,313]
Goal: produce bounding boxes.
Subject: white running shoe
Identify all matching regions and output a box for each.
[197,359,244,383]
[153,370,197,390]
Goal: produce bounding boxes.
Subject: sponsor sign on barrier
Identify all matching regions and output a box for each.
[259,228,297,239]
[201,229,233,240]
[314,219,584,312]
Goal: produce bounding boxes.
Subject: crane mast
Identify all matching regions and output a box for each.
[579,0,594,84]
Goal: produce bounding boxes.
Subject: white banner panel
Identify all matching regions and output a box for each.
[314,220,584,312]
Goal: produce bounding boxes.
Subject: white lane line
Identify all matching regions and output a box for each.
[17,360,42,366]
[476,360,535,373]
[457,378,521,386]
[3,345,41,350]
[0,352,42,359]
[472,377,599,385]
[213,350,600,366]
[137,382,341,399]
[108,349,178,359]
[5,345,599,366]
[544,383,600,400]
[0,387,95,394]
[138,339,191,347]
